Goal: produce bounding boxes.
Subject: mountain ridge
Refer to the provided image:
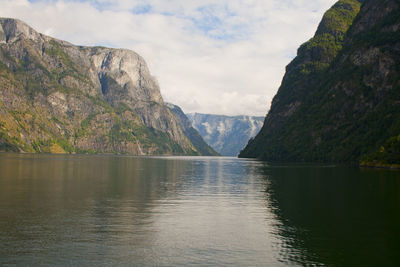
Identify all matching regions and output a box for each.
[0,17,199,155]
[187,113,264,156]
[239,0,400,166]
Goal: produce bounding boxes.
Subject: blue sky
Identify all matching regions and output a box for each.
[2,0,337,116]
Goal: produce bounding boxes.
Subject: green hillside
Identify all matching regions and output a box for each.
[240,0,400,168]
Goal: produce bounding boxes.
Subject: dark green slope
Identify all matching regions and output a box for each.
[240,0,400,165]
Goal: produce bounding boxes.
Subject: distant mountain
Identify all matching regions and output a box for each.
[187,113,264,156]
[166,103,219,156]
[240,0,400,167]
[0,18,198,155]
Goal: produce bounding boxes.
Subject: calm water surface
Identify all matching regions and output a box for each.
[0,154,399,266]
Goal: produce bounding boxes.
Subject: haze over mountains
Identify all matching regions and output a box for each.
[187,113,264,156]
[240,0,400,167]
[166,103,219,156]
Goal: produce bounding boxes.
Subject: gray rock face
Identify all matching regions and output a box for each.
[0,18,43,44]
[187,113,264,156]
[0,18,195,155]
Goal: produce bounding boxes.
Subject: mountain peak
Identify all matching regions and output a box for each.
[315,0,362,39]
[0,17,43,44]
[240,0,400,164]
[0,18,198,155]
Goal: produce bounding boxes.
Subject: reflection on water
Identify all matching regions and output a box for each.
[0,154,399,266]
[264,165,400,266]
[0,154,276,266]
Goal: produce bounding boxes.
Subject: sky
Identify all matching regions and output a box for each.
[0,0,337,116]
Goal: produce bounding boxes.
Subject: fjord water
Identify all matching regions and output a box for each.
[0,154,399,266]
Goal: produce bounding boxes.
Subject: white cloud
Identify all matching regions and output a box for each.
[0,0,337,116]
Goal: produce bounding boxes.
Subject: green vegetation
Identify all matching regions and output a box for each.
[361,135,400,168]
[0,131,20,152]
[109,120,136,143]
[185,127,219,156]
[32,139,52,153]
[89,95,114,113]
[55,138,74,153]
[75,113,97,138]
[240,0,400,166]
[46,40,90,85]
[316,0,362,37]
[108,119,191,155]
[30,138,72,154]
[0,18,205,156]
[271,0,362,108]
[115,102,133,114]
[0,39,93,99]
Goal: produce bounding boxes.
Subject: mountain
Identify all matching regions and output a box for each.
[187,113,264,156]
[240,0,400,167]
[166,103,219,156]
[0,18,198,155]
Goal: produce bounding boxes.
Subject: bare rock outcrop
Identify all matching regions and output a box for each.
[0,18,197,155]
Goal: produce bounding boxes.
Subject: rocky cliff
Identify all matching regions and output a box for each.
[187,113,264,156]
[166,103,219,156]
[0,18,197,155]
[240,0,400,165]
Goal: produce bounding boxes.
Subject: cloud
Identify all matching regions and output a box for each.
[0,0,337,116]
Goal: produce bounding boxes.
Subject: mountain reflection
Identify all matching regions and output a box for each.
[2,154,399,266]
[0,154,191,265]
[0,155,278,266]
[263,165,400,266]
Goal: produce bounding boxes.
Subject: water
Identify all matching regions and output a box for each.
[0,154,399,266]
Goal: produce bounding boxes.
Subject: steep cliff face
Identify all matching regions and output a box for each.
[166,103,219,156]
[0,18,196,155]
[187,113,264,156]
[240,0,400,164]
[259,0,362,136]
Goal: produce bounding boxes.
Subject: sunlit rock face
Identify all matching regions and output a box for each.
[0,18,196,155]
